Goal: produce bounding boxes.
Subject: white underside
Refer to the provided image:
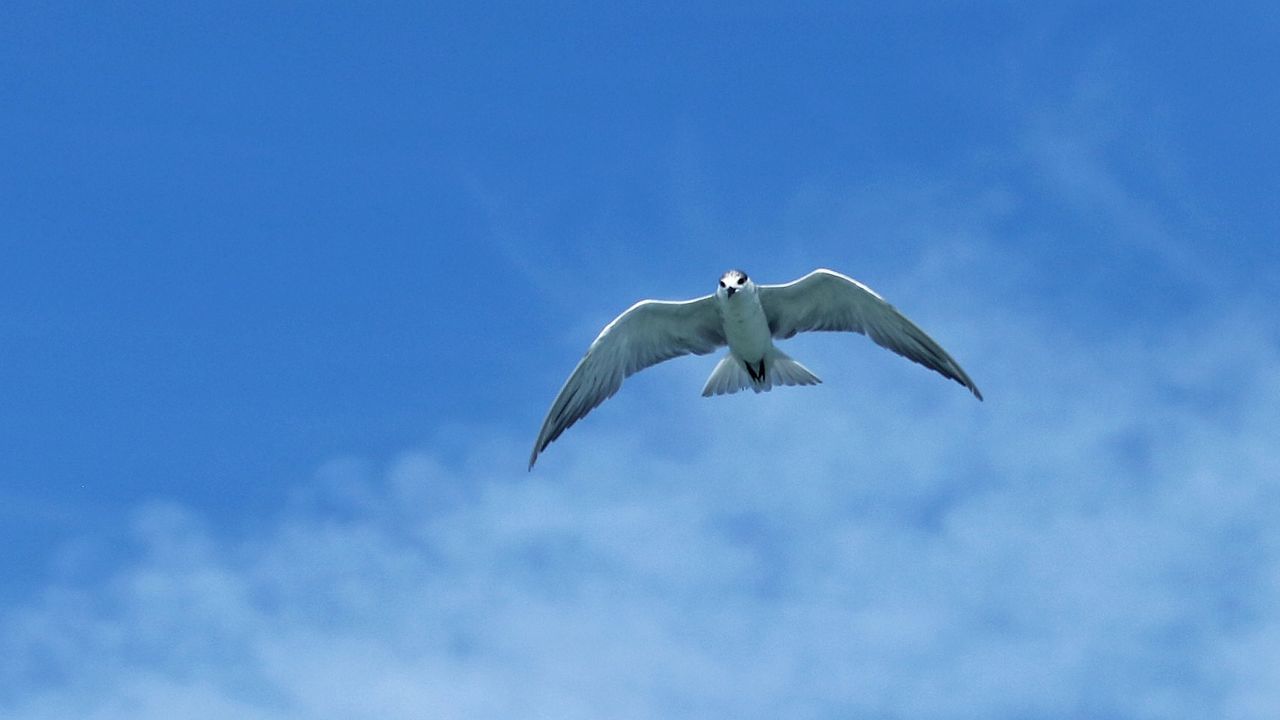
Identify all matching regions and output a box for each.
[702,291,822,395]
[719,290,773,363]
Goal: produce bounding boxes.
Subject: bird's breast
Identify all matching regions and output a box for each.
[719,295,773,362]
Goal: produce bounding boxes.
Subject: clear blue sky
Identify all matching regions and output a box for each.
[3,3,1279,718]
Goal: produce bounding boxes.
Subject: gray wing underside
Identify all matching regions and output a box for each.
[529,295,726,468]
[758,269,983,400]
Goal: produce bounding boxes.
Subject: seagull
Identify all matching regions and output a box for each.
[529,268,982,468]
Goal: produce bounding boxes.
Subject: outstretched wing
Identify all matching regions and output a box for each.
[530,296,725,468]
[758,269,982,399]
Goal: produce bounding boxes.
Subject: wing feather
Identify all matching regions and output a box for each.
[529,296,725,468]
[758,269,982,399]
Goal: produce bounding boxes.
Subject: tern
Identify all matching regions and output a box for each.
[529,268,982,468]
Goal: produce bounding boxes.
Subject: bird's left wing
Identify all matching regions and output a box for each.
[758,269,982,399]
[530,295,725,468]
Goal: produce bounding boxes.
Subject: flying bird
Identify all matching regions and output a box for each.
[529,268,982,468]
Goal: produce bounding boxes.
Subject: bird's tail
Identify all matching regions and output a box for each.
[701,348,822,396]
[767,348,822,390]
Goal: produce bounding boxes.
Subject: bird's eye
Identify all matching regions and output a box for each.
[737,277,745,285]
[719,280,725,288]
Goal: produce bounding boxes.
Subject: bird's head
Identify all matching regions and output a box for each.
[717,269,752,299]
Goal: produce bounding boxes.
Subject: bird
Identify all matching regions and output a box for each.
[529,268,982,469]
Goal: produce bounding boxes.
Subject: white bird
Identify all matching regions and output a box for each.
[529,268,982,469]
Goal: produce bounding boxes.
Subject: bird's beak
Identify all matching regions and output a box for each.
[725,287,736,297]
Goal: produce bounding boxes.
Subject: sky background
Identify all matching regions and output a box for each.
[3,3,1279,718]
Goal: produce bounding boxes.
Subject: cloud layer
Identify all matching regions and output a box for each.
[4,243,1277,719]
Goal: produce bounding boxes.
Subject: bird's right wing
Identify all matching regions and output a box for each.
[758,269,982,399]
[529,295,725,468]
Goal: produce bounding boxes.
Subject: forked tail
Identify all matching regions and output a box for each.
[701,347,821,396]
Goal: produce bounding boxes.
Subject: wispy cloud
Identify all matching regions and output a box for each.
[3,231,1276,718]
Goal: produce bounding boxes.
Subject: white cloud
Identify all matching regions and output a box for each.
[3,244,1277,719]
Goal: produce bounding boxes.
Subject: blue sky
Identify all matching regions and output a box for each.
[3,3,1279,718]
